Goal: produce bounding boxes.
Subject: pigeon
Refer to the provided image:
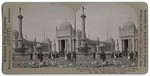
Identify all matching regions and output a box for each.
[59,65,62,68]
[68,63,73,66]
[130,63,135,67]
[39,61,45,67]
[80,63,82,66]
[79,62,82,65]
[121,65,125,67]
[126,65,129,67]
[63,65,66,67]
[84,61,87,63]
[91,62,94,64]
[113,61,118,66]
[101,62,106,67]
[29,61,36,65]
[45,62,48,66]
[17,63,20,66]
[22,62,25,64]
[23,66,26,68]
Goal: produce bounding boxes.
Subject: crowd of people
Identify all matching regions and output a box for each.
[111,51,138,61]
[92,51,106,61]
[66,52,76,61]
[48,52,76,61]
[29,52,44,62]
[48,52,59,59]
[29,51,77,62]
[91,50,138,62]
[29,50,138,64]
[111,51,122,59]
[128,51,138,61]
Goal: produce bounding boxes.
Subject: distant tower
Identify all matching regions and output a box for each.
[107,28,108,42]
[33,38,37,60]
[44,31,45,42]
[53,39,56,52]
[81,6,86,47]
[96,37,99,52]
[25,32,27,40]
[116,39,119,51]
[18,7,23,48]
[33,38,37,54]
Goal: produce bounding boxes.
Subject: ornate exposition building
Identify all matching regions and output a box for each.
[119,21,138,56]
[56,7,115,55]
[56,21,115,55]
[14,7,116,56]
[56,21,76,54]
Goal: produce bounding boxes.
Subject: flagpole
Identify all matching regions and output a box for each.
[74,14,76,67]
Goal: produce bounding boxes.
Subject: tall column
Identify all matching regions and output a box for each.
[117,39,119,51]
[60,40,61,52]
[70,29,72,52]
[74,15,76,53]
[33,38,36,53]
[33,38,37,60]
[65,40,67,53]
[53,40,56,52]
[136,38,138,51]
[96,37,99,52]
[122,40,123,51]
[76,36,79,48]
[67,39,69,53]
[67,38,70,52]
[66,39,68,53]
[133,25,136,52]
[58,40,60,52]
[122,39,124,52]
[18,7,23,48]
[81,6,86,48]
[72,39,74,52]
[70,37,72,52]
[135,39,137,51]
[74,39,76,52]
[133,30,135,52]
[64,40,67,58]
[128,39,130,52]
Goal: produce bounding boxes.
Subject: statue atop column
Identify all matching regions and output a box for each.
[82,6,85,14]
[81,6,86,48]
[17,7,23,49]
[19,7,22,15]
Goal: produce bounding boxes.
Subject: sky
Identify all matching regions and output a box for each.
[12,3,138,43]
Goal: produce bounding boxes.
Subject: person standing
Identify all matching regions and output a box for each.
[39,52,43,62]
[101,51,106,62]
[118,51,122,59]
[129,51,133,61]
[29,53,33,60]
[68,52,71,60]
[72,52,76,61]
[92,52,96,60]
[111,52,114,58]
[115,52,118,59]
[135,51,138,60]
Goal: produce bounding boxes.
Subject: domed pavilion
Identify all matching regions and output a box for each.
[119,21,138,56]
[56,21,76,55]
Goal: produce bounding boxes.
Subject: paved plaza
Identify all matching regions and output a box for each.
[12,54,137,68]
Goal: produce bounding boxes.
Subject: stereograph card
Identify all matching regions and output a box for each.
[2,2,148,74]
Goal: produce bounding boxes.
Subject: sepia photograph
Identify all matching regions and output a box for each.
[2,2,148,73]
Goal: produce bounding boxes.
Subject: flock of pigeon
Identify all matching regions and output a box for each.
[17,59,136,68]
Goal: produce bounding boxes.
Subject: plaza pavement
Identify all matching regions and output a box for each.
[12,55,137,68]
